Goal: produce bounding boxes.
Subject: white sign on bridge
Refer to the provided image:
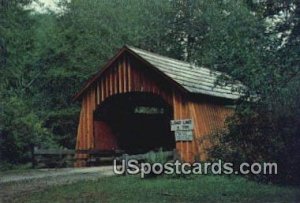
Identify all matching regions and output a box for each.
[170,119,194,141]
[175,130,193,141]
[170,119,193,131]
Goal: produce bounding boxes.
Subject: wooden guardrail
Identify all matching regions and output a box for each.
[31,147,178,169]
[31,147,124,168]
[31,148,74,168]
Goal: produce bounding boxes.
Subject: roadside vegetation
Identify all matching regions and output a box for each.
[14,175,300,203]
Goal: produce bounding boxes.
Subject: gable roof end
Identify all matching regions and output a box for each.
[74,45,243,101]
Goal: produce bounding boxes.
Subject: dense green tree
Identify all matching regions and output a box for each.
[0,0,55,165]
[186,0,300,184]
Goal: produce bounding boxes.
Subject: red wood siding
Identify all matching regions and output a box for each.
[75,53,232,166]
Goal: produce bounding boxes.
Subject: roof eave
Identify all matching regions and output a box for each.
[72,46,128,101]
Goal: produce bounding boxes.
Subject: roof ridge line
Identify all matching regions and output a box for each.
[126,45,221,74]
[126,46,197,67]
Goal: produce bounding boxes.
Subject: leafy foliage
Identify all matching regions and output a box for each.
[0,0,299,185]
[0,0,173,164]
[184,0,300,184]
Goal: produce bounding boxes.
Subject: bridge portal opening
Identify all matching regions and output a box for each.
[93,92,174,154]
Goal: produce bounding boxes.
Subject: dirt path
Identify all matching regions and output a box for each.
[0,166,115,202]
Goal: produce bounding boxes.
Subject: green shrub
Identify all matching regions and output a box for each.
[142,148,170,178]
[144,148,169,164]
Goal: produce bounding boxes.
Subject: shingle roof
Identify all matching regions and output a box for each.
[74,45,244,100]
[127,46,242,100]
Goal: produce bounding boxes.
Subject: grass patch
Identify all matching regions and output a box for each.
[0,163,32,175]
[16,175,300,203]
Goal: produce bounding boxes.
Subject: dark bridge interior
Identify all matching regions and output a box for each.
[93,92,174,154]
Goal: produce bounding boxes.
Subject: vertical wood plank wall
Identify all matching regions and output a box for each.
[172,94,232,163]
[75,53,232,166]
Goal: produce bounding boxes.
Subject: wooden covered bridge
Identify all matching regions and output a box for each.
[73,45,241,166]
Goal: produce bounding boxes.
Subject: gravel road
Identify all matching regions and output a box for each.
[0,166,115,202]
